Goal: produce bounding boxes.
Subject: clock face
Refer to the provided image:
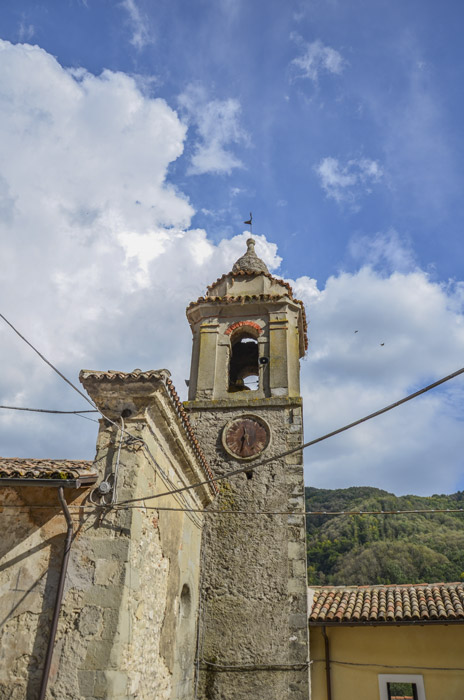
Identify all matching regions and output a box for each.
[222,415,270,460]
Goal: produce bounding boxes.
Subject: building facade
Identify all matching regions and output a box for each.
[309,582,464,700]
[0,369,216,700]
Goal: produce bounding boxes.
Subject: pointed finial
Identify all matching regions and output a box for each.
[231,235,269,274]
[246,238,256,252]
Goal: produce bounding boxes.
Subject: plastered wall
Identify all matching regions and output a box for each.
[310,624,464,700]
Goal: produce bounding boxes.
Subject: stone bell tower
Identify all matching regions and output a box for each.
[185,238,310,700]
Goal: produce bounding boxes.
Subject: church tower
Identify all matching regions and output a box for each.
[185,238,310,700]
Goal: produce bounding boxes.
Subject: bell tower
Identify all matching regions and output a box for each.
[185,238,310,700]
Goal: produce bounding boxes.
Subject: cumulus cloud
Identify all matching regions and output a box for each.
[315,156,383,205]
[120,0,153,50]
[291,36,346,82]
[293,267,464,495]
[178,84,248,175]
[1,41,464,497]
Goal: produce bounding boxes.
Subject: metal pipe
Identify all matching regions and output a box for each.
[322,626,332,700]
[38,487,73,700]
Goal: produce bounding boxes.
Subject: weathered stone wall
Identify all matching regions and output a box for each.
[0,376,214,700]
[187,398,310,700]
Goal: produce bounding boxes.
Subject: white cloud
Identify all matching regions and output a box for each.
[349,230,416,273]
[293,266,464,495]
[18,20,34,42]
[178,84,248,175]
[315,156,383,204]
[291,36,346,82]
[1,41,464,497]
[120,0,153,50]
[0,41,277,460]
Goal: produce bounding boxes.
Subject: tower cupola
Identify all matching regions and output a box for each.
[231,238,269,274]
[186,237,308,403]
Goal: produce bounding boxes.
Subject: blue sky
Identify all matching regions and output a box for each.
[1,0,464,495]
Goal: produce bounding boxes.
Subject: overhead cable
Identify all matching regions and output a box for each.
[3,503,463,517]
[3,310,464,511]
[114,364,464,507]
[0,313,97,409]
[311,658,464,672]
[0,405,99,423]
[0,405,98,414]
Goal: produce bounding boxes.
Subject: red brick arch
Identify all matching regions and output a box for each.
[225,320,262,336]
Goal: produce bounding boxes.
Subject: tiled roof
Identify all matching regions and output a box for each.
[79,369,218,494]
[79,369,168,382]
[0,457,97,483]
[309,583,464,625]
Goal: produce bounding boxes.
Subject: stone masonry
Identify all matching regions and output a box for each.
[0,369,216,700]
[185,239,310,700]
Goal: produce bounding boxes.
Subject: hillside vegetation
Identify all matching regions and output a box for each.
[305,486,464,585]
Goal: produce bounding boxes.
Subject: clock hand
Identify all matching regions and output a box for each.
[240,427,248,453]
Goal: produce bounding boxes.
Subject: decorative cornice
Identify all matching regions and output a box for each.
[186,294,308,352]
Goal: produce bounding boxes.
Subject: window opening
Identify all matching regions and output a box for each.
[379,675,425,700]
[179,583,191,621]
[387,683,418,700]
[228,333,259,392]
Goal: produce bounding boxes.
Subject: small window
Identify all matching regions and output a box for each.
[228,333,259,392]
[179,583,191,621]
[379,675,425,700]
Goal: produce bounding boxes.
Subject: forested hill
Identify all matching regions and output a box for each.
[305,486,464,586]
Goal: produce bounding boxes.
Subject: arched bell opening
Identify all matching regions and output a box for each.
[228,330,259,392]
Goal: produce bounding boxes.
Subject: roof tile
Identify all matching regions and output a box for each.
[0,457,96,482]
[309,582,464,625]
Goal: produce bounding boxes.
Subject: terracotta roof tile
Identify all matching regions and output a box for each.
[309,583,464,625]
[0,457,96,483]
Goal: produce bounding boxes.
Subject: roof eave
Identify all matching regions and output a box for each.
[0,475,97,489]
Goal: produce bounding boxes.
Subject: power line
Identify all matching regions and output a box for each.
[311,658,464,672]
[114,364,464,507]
[0,312,150,452]
[0,405,100,423]
[3,309,464,511]
[0,312,97,409]
[2,503,463,517]
[0,405,98,414]
[0,312,213,504]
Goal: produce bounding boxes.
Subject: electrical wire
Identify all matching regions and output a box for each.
[311,658,464,672]
[0,405,100,423]
[1,503,463,516]
[3,309,464,513]
[114,364,464,507]
[0,312,160,461]
[0,313,97,409]
[0,405,98,414]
